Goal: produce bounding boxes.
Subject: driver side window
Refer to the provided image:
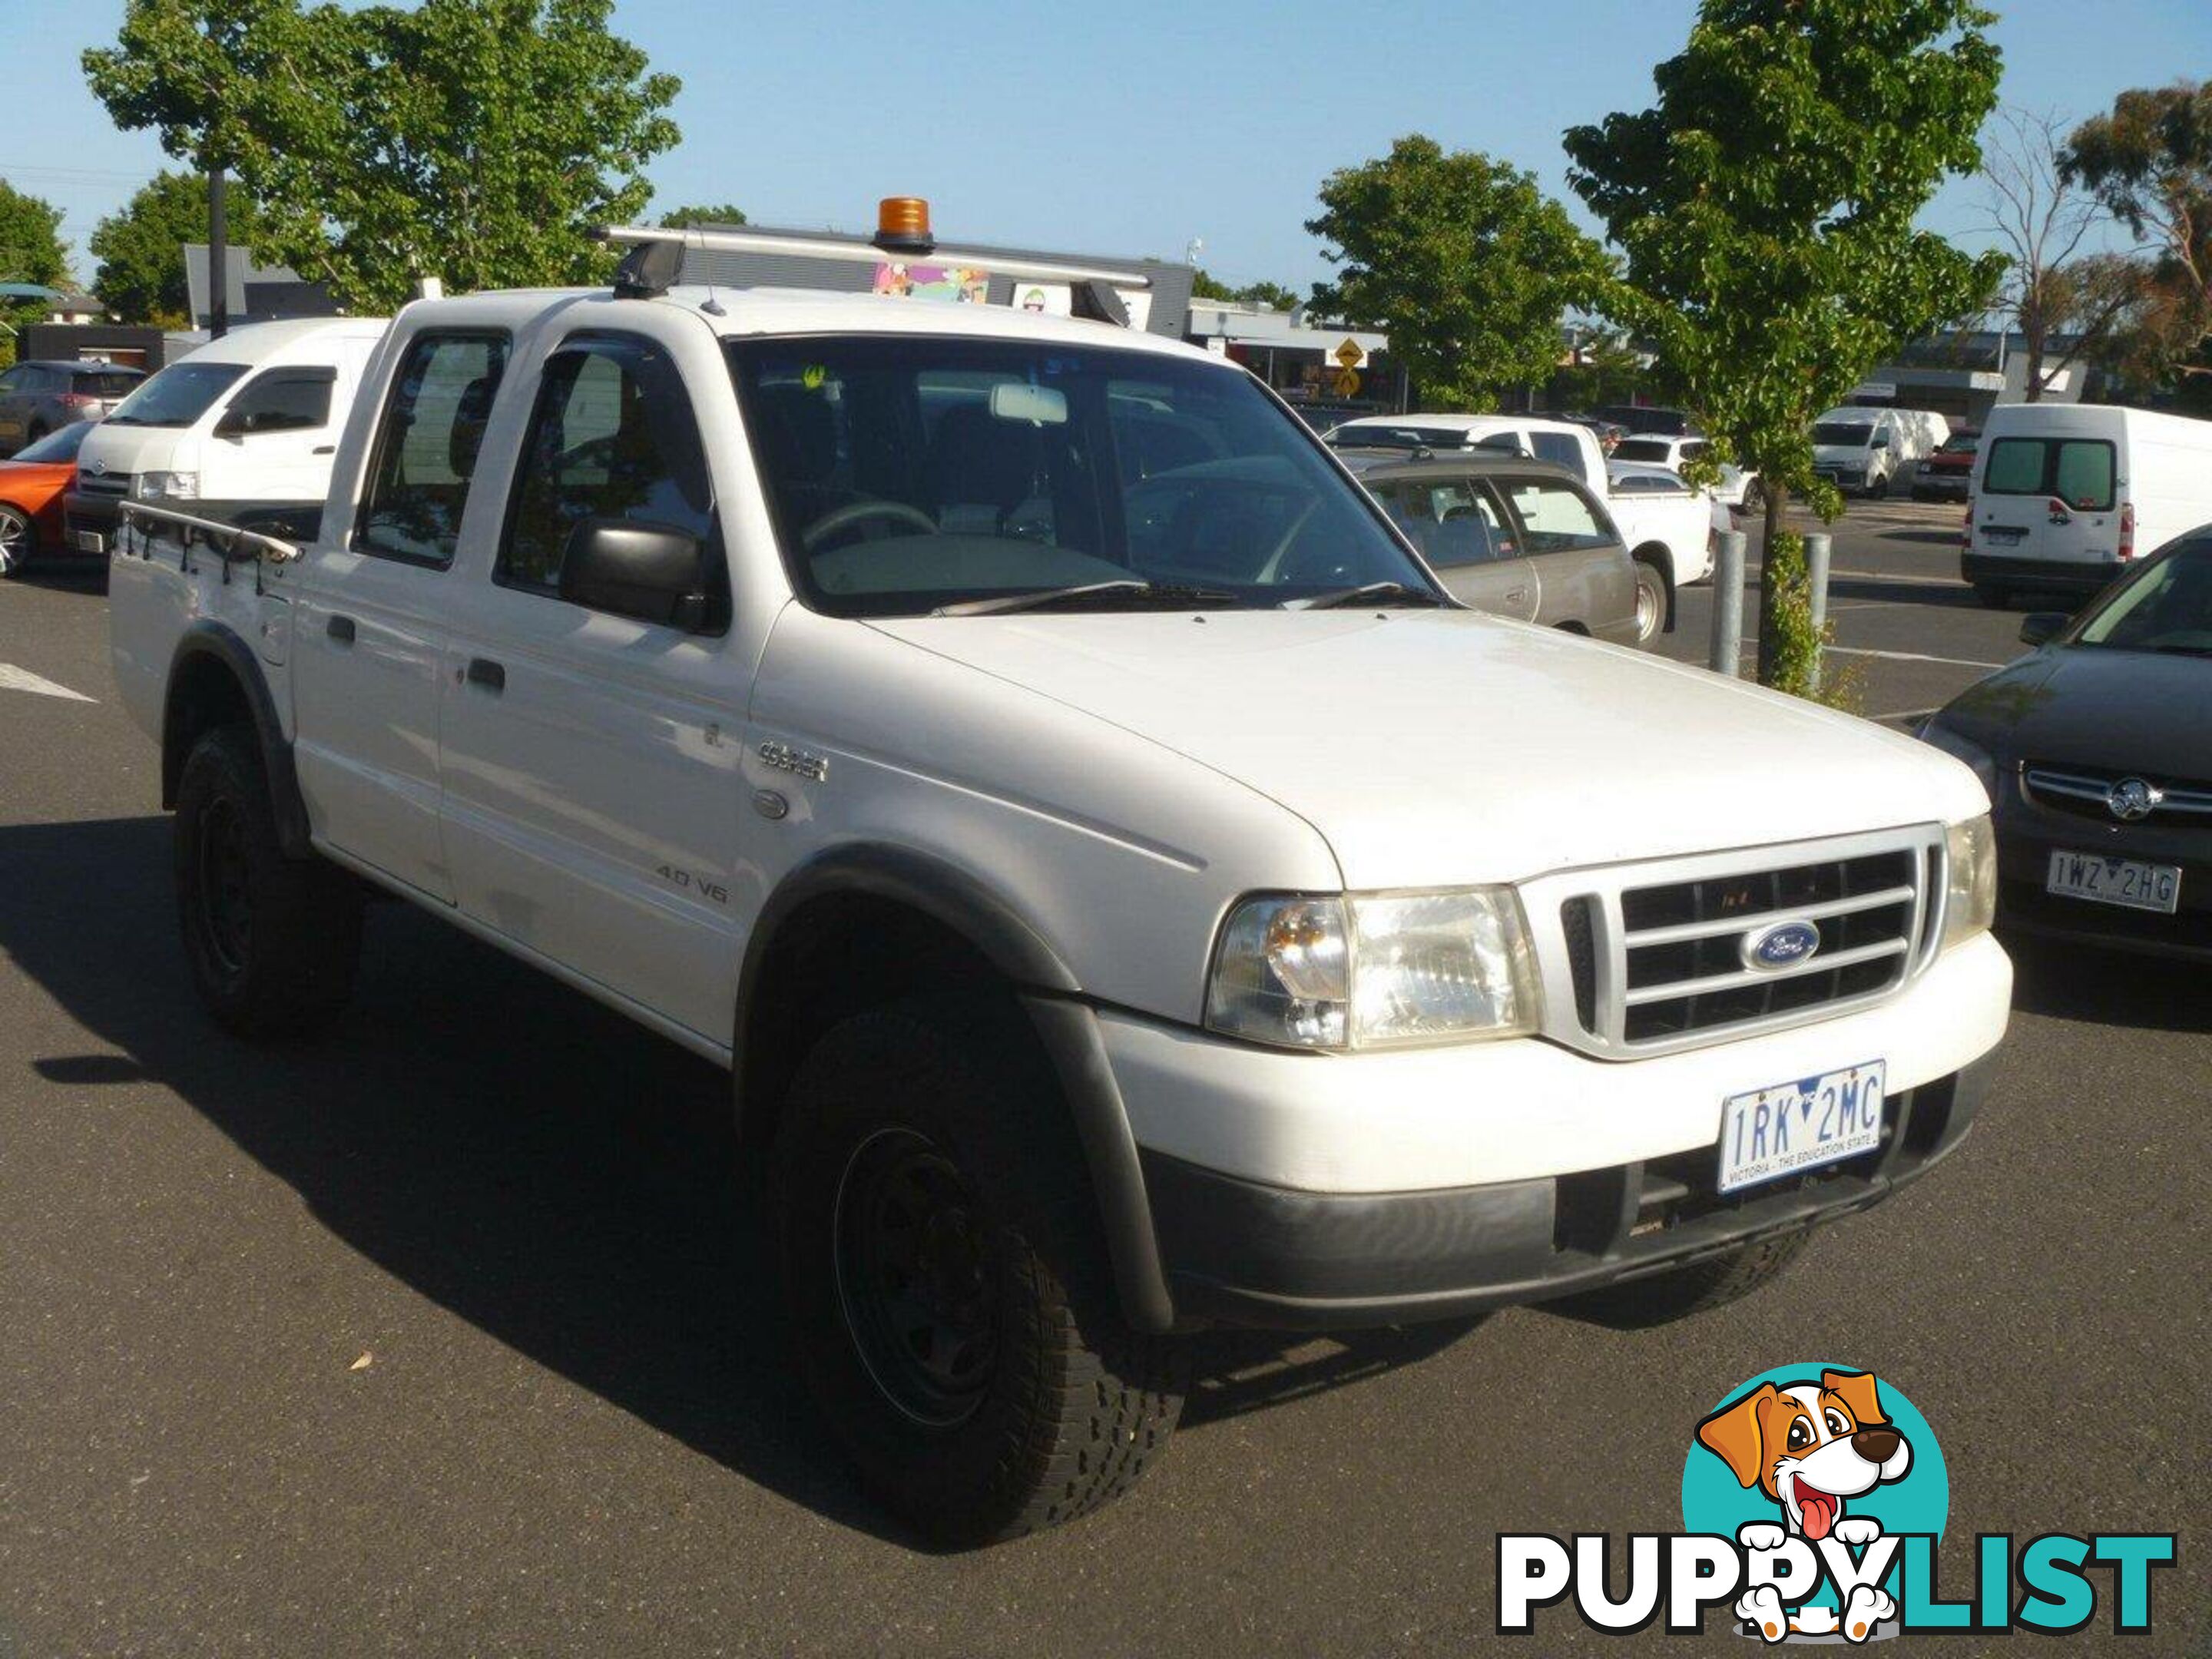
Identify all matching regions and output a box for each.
[499,335,718,601]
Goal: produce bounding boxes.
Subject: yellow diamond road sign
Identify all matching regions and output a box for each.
[1333,338,1367,369]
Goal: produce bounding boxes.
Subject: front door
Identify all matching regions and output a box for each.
[436,326,750,1045]
[1370,474,1541,621]
[201,364,342,510]
[292,329,513,902]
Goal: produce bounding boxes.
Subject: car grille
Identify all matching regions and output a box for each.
[2022,763,2212,825]
[1526,826,1946,1059]
[76,469,129,499]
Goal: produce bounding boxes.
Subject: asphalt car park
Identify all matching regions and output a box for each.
[0,515,2204,1654]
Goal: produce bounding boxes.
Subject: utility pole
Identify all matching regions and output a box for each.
[208,165,229,339]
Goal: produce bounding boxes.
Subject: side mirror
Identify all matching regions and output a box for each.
[2018,612,2068,647]
[1870,432,1891,449]
[214,406,256,438]
[558,516,713,631]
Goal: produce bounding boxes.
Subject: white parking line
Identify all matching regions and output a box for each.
[1823,645,2007,671]
[0,663,94,702]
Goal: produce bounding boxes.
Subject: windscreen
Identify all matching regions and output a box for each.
[2073,538,2212,655]
[728,336,1429,616]
[104,361,249,428]
[1812,422,1874,446]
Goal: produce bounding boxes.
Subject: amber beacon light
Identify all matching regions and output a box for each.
[873,197,935,257]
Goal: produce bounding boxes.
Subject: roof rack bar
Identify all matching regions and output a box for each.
[593,225,1154,292]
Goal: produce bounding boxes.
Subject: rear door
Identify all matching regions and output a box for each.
[1495,474,1631,631]
[435,320,751,1044]
[293,329,512,901]
[1370,473,1539,621]
[1974,431,2119,572]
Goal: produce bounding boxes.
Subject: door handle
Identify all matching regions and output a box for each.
[465,657,506,693]
[326,614,356,644]
[312,445,336,455]
[1504,588,1529,604]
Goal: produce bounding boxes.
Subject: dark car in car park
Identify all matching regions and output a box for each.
[1919,525,2212,961]
[1335,450,1643,644]
[1912,429,1979,502]
[0,360,144,456]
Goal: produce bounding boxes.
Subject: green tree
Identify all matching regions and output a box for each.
[91,171,260,326]
[87,0,682,313]
[2061,81,2212,382]
[657,203,748,229]
[1565,0,2005,696]
[0,180,70,369]
[1308,137,1607,410]
[1190,270,1300,310]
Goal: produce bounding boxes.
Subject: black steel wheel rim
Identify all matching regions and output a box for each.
[195,795,253,979]
[832,1127,998,1427]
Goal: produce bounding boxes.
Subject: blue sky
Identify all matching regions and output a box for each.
[6,0,2208,293]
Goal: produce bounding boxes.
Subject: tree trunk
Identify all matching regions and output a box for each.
[1752,482,1787,683]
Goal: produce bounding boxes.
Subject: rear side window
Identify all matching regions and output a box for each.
[1982,437,2117,511]
[224,366,335,432]
[1500,478,1616,552]
[357,332,510,566]
[1529,430,1586,478]
[74,369,141,398]
[498,333,720,614]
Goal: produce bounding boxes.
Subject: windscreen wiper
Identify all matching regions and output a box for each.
[933,581,1240,617]
[1289,581,1449,611]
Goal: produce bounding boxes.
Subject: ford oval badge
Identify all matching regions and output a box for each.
[1743,919,1821,972]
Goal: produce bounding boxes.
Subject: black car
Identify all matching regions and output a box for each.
[1919,526,2212,961]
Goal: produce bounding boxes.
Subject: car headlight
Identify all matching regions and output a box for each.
[1915,717,1998,805]
[134,470,199,501]
[1205,889,1540,1050]
[1942,816,1998,951]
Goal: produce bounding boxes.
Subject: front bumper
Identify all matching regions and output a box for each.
[1143,1060,1987,1327]
[62,488,122,554]
[1104,933,2010,1327]
[1995,782,2212,962]
[1961,551,2121,596]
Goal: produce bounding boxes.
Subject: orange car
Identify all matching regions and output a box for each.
[0,419,95,578]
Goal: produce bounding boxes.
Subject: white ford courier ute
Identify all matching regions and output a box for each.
[109,210,2011,1546]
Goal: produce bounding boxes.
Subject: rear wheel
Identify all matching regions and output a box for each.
[1548,1231,1812,1329]
[1737,479,1765,516]
[775,995,1183,1546]
[174,725,363,1038]
[1631,558,1668,645]
[0,505,31,577]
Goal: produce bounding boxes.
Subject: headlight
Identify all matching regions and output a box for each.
[134,470,199,501]
[1206,889,1540,1050]
[1916,717,1998,804]
[1942,816,1998,951]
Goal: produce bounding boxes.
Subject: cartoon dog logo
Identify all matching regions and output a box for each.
[1697,1369,1912,1643]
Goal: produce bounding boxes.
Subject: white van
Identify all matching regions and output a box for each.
[1962,402,2212,607]
[1810,406,1950,497]
[66,316,389,553]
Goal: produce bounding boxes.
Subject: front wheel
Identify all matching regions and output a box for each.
[774,995,1183,1546]
[1972,582,2009,610]
[1737,479,1765,516]
[174,725,363,1038]
[1866,470,1890,501]
[0,504,32,576]
[1631,558,1668,645]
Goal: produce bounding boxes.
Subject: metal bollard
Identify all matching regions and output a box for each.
[1804,531,1833,693]
[1707,529,1747,677]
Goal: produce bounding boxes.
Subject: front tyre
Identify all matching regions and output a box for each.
[775,996,1183,1546]
[174,725,363,1039]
